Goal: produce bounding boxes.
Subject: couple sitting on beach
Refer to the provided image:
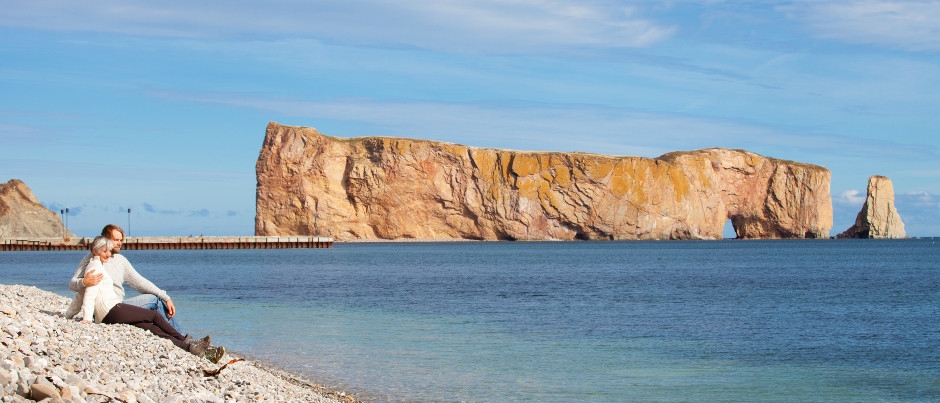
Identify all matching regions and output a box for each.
[65,224,226,363]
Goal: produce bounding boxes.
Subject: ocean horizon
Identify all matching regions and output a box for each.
[2,239,938,402]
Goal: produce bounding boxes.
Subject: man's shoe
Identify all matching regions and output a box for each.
[203,345,226,364]
[185,334,211,345]
[189,338,210,356]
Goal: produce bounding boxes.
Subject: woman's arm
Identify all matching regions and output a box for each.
[80,257,103,323]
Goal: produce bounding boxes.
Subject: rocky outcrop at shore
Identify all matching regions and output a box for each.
[0,284,346,403]
[256,123,832,240]
[0,179,74,240]
[837,176,906,239]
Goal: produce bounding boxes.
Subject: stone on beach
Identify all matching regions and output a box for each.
[0,283,345,402]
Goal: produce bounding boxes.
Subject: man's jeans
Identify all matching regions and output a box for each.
[123,294,185,335]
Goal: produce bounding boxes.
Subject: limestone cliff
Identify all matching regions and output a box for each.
[837,176,906,239]
[0,179,74,239]
[256,123,833,241]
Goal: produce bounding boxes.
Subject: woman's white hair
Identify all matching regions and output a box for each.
[90,235,113,253]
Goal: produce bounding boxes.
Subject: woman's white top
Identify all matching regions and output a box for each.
[81,256,122,323]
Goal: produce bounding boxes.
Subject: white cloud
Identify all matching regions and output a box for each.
[401,1,676,50]
[830,190,940,236]
[143,203,182,215]
[0,1,675,53]
[785,0,940,51]
[834,189,866,205]
[141,89,937,168]
[903,191,940,208]
[896,191,940,236]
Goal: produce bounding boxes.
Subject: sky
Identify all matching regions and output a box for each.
[1,1,938,237]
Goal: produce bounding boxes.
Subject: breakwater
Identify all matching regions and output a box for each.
[0,236,333,251]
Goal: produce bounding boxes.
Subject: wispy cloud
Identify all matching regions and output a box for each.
[901,191,940,209]
[162,91,940,162]
[0,124,55,146]
[143,203,182,215]
[896,191,940,236]
[784,0,940,51]
[0,1,675,53]
[43,203,82,216]
[391,1,676,51]
[834,190,866,205]
[831,190,940,236]
[138,205,222,218]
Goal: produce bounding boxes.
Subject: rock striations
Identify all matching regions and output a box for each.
[837,176,906,239]
[0,179,74,240]
[256,123,833,241]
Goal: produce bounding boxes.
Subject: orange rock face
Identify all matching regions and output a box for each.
[837,176,906,239]
[256,123,833,240]
[0,179,74,239]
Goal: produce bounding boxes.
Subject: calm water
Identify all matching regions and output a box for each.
[2,239,939,402]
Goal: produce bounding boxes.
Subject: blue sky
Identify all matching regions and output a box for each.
[1,1,938,237]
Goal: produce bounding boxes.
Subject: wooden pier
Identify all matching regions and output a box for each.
[0,236,333,251]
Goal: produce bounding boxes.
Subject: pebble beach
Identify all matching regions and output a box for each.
[0,284,354,403]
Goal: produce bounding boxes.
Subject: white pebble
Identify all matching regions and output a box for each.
[0,284,347,403]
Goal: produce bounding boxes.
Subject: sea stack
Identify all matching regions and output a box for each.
[0,179,73,239]
[255,122,833,241]
[837,175,906,239]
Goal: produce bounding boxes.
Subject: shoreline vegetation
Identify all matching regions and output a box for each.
[0,283,358,403]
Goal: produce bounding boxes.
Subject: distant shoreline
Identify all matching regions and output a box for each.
[334,236,931,242]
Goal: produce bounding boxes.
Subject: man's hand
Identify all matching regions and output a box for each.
[165,298,176,318]
[82,272,103,287]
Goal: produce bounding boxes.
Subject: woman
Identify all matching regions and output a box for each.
[79,235,220,358]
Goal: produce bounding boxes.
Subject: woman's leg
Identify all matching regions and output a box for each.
[101,303,189,351]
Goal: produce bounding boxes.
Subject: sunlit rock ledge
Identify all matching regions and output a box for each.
[256,122,833,241]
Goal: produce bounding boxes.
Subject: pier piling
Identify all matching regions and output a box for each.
[0,236,333,251]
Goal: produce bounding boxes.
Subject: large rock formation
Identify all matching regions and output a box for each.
[256,123,833,241]
[837,176,906,239]
[0,179,74,239]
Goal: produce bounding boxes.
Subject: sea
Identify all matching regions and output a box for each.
[1,239,938,402]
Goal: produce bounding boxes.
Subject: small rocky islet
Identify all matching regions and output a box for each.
[0,284,353,403]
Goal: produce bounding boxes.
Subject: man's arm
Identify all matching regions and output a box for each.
[164,298,176,318]
[68,253,95,293]
[115,255,171,302]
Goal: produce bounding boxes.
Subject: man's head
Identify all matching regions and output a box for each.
[100,224,125,254]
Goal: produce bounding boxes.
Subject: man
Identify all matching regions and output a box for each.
[68,224,225,363]
[66,224,225,363]
[69,224,183,332]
